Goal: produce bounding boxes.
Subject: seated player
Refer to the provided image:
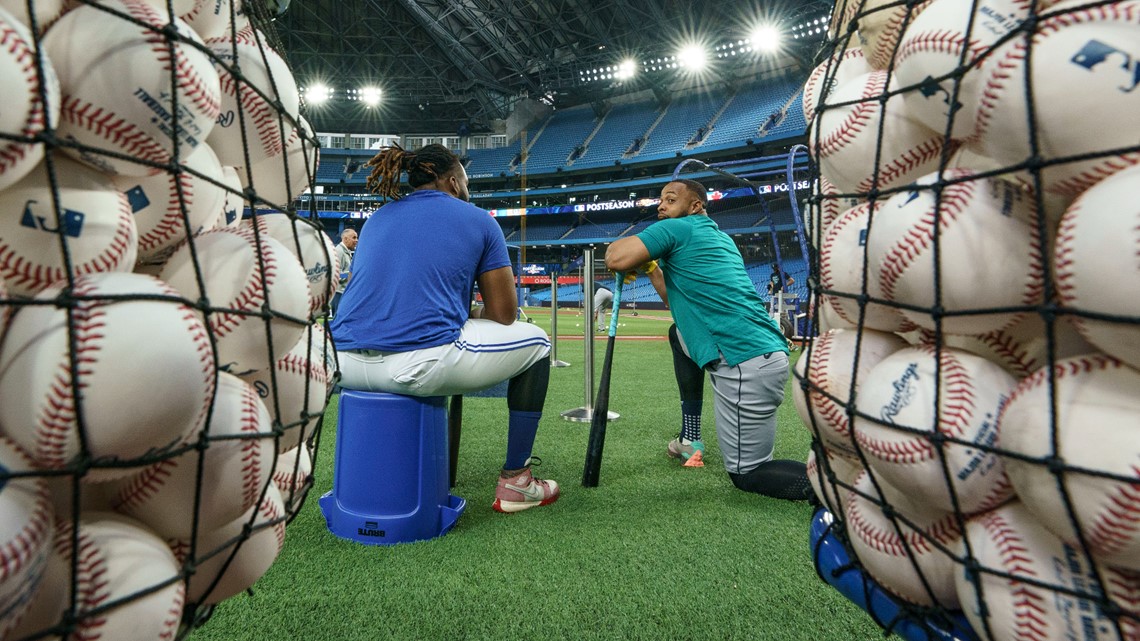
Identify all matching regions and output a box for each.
[605,178,811,501]
[331,143,559,513]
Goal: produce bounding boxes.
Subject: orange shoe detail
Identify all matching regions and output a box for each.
[682,450,704,467]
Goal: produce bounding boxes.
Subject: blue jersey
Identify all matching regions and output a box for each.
[331,190,511,352]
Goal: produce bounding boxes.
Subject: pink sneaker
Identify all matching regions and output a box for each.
[493,466,560,513]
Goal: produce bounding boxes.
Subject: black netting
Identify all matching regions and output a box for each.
[799,0,1140,639]
[0,0,334,638]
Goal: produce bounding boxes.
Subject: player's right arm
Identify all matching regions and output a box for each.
[476,265,519,325]
[605,236,651,272]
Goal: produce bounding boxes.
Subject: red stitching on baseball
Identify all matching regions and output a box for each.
[855,137,944,194]
[61,96,169,165]
[238,384,265,511]
[869,1,933,68]
[127,0,221,121]
[210,229,276,340]
[979,509,1050,641]
[878,181,975,300]
[1085,463,1140,557]
[139,171,198,254]
[34,280,106,468]
[0,21,48,177]
[113,458,177,512]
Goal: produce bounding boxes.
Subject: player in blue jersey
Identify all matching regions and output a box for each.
[606,178,810,500]
[331,144,559,513]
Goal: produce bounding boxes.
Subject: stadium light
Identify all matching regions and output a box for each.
[616,59,637,80]
[360,86,381,106]
[750,25,781,53]
[677,44,707,70]
[305,83,331,103]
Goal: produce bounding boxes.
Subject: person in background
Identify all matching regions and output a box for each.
[592,280,614,332]
[331,143,559,513]
[767,264,794,297]
[605,178,810,501]
[330,228,357,317]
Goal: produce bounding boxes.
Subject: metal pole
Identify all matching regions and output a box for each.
[549,273,569,367]
[562,247,618,423]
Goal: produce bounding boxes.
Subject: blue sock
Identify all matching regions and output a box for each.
[505,410,542,470]
[681,400,702,442]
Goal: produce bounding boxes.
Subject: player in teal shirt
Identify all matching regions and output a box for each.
[607,179,809,500]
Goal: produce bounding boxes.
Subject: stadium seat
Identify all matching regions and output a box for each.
[320,391,466,545]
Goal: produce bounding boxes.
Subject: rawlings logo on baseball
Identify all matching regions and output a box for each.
[1070,39,1140,92]
[880,362,919,422]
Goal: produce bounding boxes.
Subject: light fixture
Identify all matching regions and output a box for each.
[677,44,706,70]
[359,86,381,106]
[750,25,781,53]
[616,59,637,80]
[305,84,331,103]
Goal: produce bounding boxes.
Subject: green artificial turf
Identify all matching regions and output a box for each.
[191,312,882,640]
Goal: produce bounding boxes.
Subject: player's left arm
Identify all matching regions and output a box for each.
[476,266,518,325]
[646,263,668,306]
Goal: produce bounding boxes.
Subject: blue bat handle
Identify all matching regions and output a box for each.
[607,274,623,337]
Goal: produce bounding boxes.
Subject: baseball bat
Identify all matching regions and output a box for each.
[582,273,623,487]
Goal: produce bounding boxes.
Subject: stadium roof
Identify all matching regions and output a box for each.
[273,0,833,135]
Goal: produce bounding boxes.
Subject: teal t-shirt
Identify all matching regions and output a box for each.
[638,215,788,368]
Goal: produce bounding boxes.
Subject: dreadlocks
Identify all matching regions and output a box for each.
[364,143,462,199]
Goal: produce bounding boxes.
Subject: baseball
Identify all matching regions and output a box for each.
[975,1,1140,200]
[821,201,916,333]
[110,372,274,540]
[894,0,1031,141]
[159,226,310,376]
[205,25,300,167]
[19,513,184,640]
[806,446,863,514]
[845,469,961,607]
[852,0,934,69]
[0,6,59,193]
[0,437,53,638]
[169,482,285,605]
[0,154,138,298]
[998,354,1140,572]
[0,0,65,32]
[43,0,221,176]
[216,165,245,228]
[867,170,1045,335]
[924,313,1096,380]
[240,323,331,453]
[183,0,245,41]
[273,444,312,518]
[1054,162,1140,371]
[112,141,226,264]
[957,501,1140,641]
[810,70,947,196]
[808,175,860,250]
[0,273,216,481]
[238,115,319,207]
[802,46,872,124]
[792,327,907,458]
[854,344,1017,515]
[243,213,337,315]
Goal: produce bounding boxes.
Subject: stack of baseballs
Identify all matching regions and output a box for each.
[0,0,331,638]
[799,1,1140,638]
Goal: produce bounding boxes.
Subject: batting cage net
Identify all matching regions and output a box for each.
[797,0,1140,639]
[0,0,332,638]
